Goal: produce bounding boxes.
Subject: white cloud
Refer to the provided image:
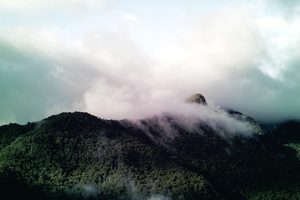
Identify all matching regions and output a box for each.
[256,15,300,81]
[1,0,300,124]
[0,0,103,12]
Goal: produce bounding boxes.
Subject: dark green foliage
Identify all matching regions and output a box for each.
[0,122,34,148]
[0,169,50,200]
[0,112,300,200]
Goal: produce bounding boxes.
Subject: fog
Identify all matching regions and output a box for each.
[1,0,300,124]
[132,102,258,145]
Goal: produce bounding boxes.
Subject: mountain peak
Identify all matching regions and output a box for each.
[185,93,207,105]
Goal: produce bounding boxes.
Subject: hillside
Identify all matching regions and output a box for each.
[0,110,300,200]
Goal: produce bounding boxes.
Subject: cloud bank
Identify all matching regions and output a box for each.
[1,0,300,124]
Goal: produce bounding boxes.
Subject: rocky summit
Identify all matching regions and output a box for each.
[185,93,207,105]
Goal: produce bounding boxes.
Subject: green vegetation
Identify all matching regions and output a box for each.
[0,112,300,200]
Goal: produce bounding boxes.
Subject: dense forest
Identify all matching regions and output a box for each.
[0,111,300,200]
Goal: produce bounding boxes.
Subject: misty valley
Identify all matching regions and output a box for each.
[1,94,300,200]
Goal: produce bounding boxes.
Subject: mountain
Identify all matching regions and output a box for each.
[1,96,300,200]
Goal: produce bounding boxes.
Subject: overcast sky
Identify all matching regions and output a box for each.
[1,0,300,124]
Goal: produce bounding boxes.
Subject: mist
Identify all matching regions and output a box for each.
[1,0,300,124]
[131,102,258,146]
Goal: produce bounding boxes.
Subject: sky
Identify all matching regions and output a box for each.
[1,0,300,124]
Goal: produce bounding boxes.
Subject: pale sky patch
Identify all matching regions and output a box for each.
[123,12,140,23]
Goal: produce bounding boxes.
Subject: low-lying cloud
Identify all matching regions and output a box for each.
[1,0,300,124]
[133,103,257,145]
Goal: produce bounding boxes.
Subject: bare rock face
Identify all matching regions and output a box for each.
[185,93,207,105]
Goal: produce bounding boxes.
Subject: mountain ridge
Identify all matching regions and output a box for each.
[0,108,300,199]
